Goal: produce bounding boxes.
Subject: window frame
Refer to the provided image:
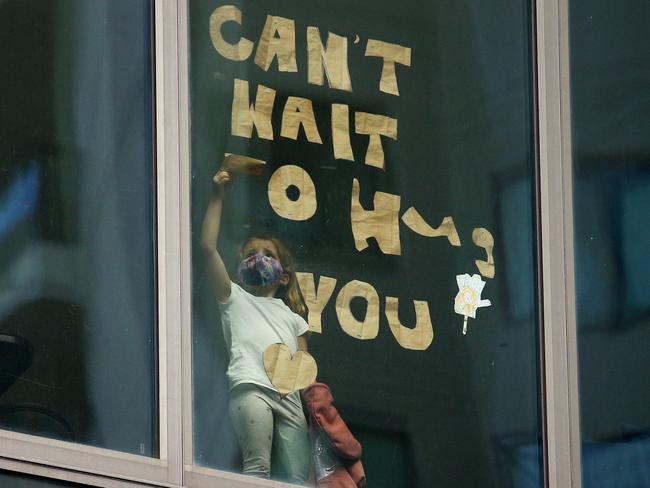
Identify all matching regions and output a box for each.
[0,0,585,486]
[535,0,583,485]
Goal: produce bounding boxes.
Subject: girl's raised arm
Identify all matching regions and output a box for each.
[200,170,232,303]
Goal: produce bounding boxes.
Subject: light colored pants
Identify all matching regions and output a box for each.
[229,383,311,484]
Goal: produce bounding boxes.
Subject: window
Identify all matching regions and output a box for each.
[0,1,182,485]
[0,0,157,456]
[0,0,643,487]
[569,0,650,485]
[188,1,542,487]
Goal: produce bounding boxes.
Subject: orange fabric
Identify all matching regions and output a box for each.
[319,469,358,488]
[347,460,366,487]
[304,383,366,488]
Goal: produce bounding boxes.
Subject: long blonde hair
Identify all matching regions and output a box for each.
[240,236,307,318]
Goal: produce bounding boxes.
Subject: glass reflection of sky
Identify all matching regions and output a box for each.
[0,163,39,238]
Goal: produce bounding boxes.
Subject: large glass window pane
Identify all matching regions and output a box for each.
[0,0,157,456]
[569,0,650,486]
[190,1,542,486]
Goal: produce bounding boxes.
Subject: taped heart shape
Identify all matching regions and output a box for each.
[263,343,318,396]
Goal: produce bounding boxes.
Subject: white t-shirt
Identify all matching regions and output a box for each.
[219,282,309,392]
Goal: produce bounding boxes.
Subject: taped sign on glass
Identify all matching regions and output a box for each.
[307,27,353,92]
[263,343,318,396]
[385,297,434,350]
[365,39,412,96]
[296,273,337,334]
[254,15,298,72]
[209,5,254,61]
[335,279,380,340]
[472,228,495,278]
[331,103,354,161]
[454,273,492,335]
[401,208,461,246]
[281,97,323,144]
[355,112,398,169]
[268,165,317,221]
[231,79,276,140]
[351,178,401,255]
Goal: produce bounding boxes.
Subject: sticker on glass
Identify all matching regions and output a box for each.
[454,273,491,335]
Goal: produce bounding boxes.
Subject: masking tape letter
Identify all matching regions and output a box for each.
[350,178,401,255]
[335,280,380,340]
[209,5,254,61]
[231,79,276,140]
[385,297,434,350]
[307,27,352,92]
[281,97,323,144]
[268,165,317,221]
[365,39,411,96]
[472,228,495,278]
[355,112,397,169]
[331,104,354,161]
[296,273,337,333]
[254,15,298,72]
[401,208,461,246]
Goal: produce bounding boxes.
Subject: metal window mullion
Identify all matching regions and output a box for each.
[155,0,184,486]
[536,0,582,486]
[176,0,194,477]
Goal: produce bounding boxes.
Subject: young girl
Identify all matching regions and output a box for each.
[200,169,312,484]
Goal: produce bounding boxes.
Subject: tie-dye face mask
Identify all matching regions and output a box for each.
[237,253,285,287]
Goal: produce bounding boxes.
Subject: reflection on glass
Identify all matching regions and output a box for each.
[0,1,157,456]
[0,470,87,488]
[191,1,542,486]
[570,0,650,486]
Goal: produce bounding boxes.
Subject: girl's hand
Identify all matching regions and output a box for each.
[212,169,232,195]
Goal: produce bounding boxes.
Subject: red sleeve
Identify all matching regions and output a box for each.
[304,383,362,460]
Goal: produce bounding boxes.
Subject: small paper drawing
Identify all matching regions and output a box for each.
[454,273,491,335]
